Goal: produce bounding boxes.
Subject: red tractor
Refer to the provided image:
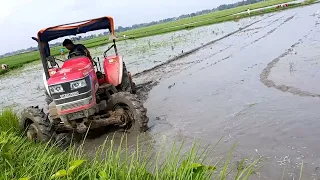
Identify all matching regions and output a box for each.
[20,17,149,144]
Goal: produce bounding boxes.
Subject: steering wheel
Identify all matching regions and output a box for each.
[68,51,86,59]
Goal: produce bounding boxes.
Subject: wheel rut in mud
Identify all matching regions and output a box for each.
[177,13,297,74]
[132,14,280,99]
[133,14,276,79]
[260,41,320,98]
[260,20,320,98]
[250,14,296,45]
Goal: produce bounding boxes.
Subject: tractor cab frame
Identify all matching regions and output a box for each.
[35,16,117,80]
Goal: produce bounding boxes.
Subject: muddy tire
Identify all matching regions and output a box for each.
[131,82,137,94]
[44,91,53,105]
[20,106,51,142]
[106,92,149,132]
[118,62,134,93]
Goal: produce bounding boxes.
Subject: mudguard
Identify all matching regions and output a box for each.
[103,55,123,86]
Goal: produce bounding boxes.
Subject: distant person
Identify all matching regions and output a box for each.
[247,8,251,15]
[60,48,64,55]
[1,64,8,70]
[62,39,92,60]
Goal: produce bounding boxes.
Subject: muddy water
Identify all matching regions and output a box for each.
[137,4,320,180]
[1,4,320,179]
[0,62,47,110]
[267,25,320,96]
[94,17,260,74]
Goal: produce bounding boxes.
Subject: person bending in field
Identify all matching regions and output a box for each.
[62,39,93,61]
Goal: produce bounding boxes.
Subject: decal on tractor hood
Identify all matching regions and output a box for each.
[82,68,93,76]
[79,64,92,73]
[59,68,71,74]
[60,91,80,98]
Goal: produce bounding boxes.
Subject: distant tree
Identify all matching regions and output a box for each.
[117,26,125,32]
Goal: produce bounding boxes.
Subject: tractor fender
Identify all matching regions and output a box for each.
[103,55,123,86]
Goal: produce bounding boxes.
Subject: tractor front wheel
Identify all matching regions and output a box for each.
[26,124,47,142]
[21,106,51,142]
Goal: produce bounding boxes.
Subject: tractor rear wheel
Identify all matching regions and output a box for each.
[21,106,51,142]
[106,92,149,132]
[118,62,136,94]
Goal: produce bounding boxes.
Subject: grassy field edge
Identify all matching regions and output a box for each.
[0,109,261,180]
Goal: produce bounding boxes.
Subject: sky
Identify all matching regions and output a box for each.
[0,0,237,55]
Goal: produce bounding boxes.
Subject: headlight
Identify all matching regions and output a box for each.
[49,85,64,94]
[70,79,87,90]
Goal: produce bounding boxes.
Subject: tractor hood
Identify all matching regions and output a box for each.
[47,56,94,85]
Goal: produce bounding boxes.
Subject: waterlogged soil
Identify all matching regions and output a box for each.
[138,5,320,180]
[1,4,320,179]
[94,17,259,74]
[0,62,46,110]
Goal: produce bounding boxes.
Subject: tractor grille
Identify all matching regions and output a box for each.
[60,101,85,111]
[54,90,92,105]
[58,96,93,111]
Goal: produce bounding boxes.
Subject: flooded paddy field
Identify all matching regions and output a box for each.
[1,4,320,179]
[136,4,320,179]
[0,14,259,110]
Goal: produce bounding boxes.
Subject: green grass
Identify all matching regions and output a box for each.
[0,47,61,75]
[0,109,260,180]
[0,0,314,76]
[115,0,293,36]
[0,108,19,133]
[73,0,294,46]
